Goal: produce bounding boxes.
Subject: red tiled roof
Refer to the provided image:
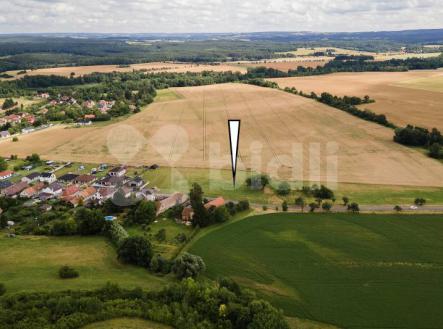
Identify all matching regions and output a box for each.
[204,197,225,209]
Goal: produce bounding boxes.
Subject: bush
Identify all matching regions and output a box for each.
[117,236,153,268]
[415,198,427,206]
[172,252,206,279]
[282,201,288,212]
[246,174,270,190]
[75,207,105,235]
[276,182,291,196]
[105,221,129,246]
[50,219,77,236]
[155,228,166,242]
[12,137,18,142]
[322,202,333,212]
[59,266,79,279]
[348,202,360,213]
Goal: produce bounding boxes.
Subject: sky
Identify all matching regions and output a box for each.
[1,0,442,33]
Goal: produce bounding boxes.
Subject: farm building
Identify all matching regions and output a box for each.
[204,197,225,210]
[156,192,188,215]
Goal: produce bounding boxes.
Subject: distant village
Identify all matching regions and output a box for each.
[0,93,118,139]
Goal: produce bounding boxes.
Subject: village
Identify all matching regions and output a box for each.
[0,158,226,226]
[0,93,122,139]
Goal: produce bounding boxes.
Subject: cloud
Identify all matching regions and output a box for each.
[0,0,442,33]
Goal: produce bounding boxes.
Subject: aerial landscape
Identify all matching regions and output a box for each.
[0,1,442,329]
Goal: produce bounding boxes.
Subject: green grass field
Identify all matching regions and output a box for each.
[82,318,172,329]
[139,166,443,205]
[190,213,443,328]
[0,235,167,294]
[126,218,194,259]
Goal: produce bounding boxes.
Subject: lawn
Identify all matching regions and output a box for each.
[82,318,172,329]
[190,213,443,328]
[126,218,194,259]
[0,235,167,294]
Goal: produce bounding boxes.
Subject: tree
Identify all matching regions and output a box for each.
[347,202,360,213]
[342,196,350,206]
[415,198,427,206]
[25,153,41,164]
[172,252,206,279]
[0,157,7,171]
[245,174,270,190]
[190,183,209,227]
[429,143,442,159]
[394,205,403,212]
[322,202,333,212]
[131,200,156,224]
[295,197,306,212]
[75,208,105,235]
[209,206,230,223]
[117,236,153,268]
[309,202,319,212]
[282,201,288,212]
[313,185,334,200]
[276,182,291,196]
[2,98,16,110]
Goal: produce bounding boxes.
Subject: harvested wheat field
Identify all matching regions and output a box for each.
[1,83,442,187]
[232,57,330,72]
[4,62,245,78]
[270,70,443,131]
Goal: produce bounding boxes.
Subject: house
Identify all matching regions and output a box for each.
[39,172,56,184]
[84,114,96,120]
[128,176,144,188]
[58,173,79,184]
[74,174,96,185]
[182,207,194,223]
[21,172,41,184]
[61,185,80,200]
[38,192,54,201]
[20,182,44,198]
[156,192,188,215]
[0,180,13,191]
[2,182,28,197]
[77,186,97,202]
[0,131,10,138]
[136,188,156,201]
[96,175,127,188]
[83,100,96,109]
[4,114,21,125]
[204,197,225,210]
[108,166,127,177]
[0,170,14,180]
[42,182,63,196]
[94,187,117,203]
[22,165,34,171]
[23,114,36,125]
[38,93,50,99]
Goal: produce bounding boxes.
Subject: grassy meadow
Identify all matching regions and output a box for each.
[0,235,167,294]
[190,213,443,328]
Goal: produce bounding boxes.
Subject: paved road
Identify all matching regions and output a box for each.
[246,202,443,214]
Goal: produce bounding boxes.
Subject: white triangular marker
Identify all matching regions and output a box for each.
[228,120,241,187]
